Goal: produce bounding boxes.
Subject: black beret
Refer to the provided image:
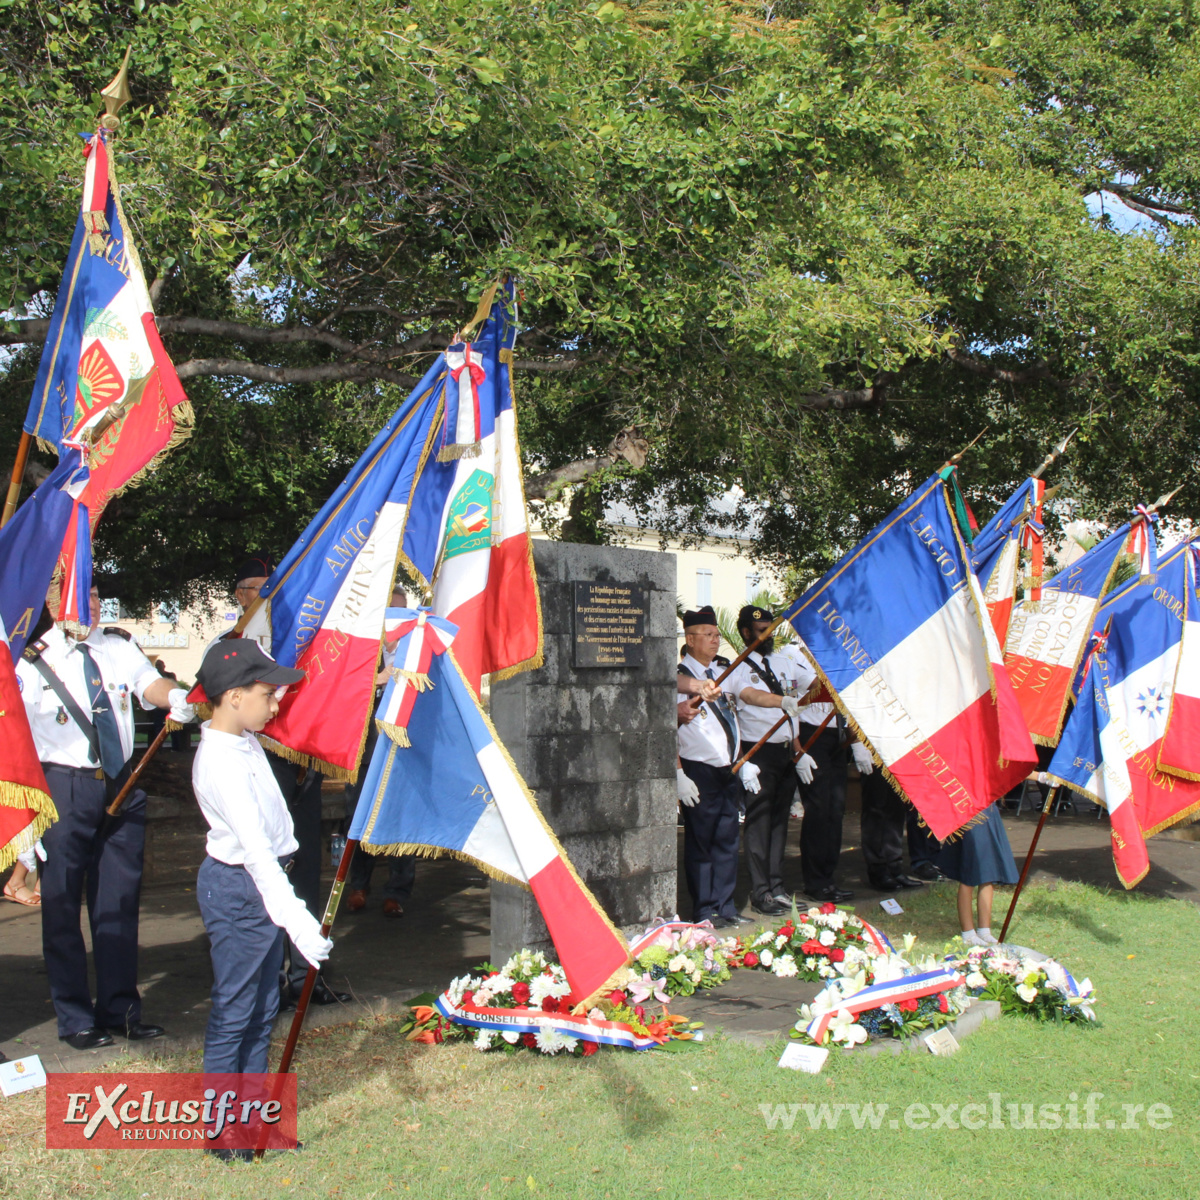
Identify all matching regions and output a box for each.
[737,604,773,629]
[682,606,719,629]
[234,553,276,585]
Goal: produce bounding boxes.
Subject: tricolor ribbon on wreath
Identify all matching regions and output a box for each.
[440,343,485,461]
[375,608,458,747]
[803,968,965,1045]
[1127,504,1158,578]
[432,993,663,1051]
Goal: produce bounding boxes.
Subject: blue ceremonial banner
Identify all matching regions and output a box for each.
[0,451,90,660]
[241,360,446,778]
[970,479,1035,585]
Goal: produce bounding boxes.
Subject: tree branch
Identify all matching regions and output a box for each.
[525,427,648,499]
[175,358,419,389]
[946,345,1091,391]
[1102,182,1195,221]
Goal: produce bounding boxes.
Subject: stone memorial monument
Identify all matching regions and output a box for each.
[489,540,678,963]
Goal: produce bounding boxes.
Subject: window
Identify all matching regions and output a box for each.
[745,573,761,602]
[157,601,180,626]
[696,568,712,607]
[99,598,121,623]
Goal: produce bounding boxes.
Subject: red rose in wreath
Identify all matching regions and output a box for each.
[522,1032,538,1048]
[541,995,560,1013]
[829,948,845,963]
[801,939,827,956]
[581,1040,599,1056]
[938,993,949,1014]
[511,981,531,1006]
[607,990,628,1007]
[898,998,918,1013]
[743,951,760,968]
[820,902,837,914]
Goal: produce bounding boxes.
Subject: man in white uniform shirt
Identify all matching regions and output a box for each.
[676,606,762,929]
[726,606,816,915]
[17,585,194,1050]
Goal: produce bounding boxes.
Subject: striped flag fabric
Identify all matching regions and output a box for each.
[0,449,90,659]
[374,608,457,746]
[239,363,446,779]
[22,125,193,630]
[402,281,542,695]
[783,470,1037,841]
[1155,546,1200,782]
[971,478,1042,646]
[1047,544,1200,887]
[350,640,630,1005]
[802,967,965,1045]
[0,615,56,871]
[1003,516,1153,746]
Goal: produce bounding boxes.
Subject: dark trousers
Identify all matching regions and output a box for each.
[796,724,847,892]
[861,771,907,884]
[907,811,941,867]
[267,752,326,990]
[346,722,416,901]
[39,764,146,1037]
[679,759,743,921]
[743,742,796,904]
[197,856,285,1074]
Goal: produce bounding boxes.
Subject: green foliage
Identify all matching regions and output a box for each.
[2,1,1200,607]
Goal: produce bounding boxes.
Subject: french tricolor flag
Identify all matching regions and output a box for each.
[350,642,630,1005]
[1003,516,1152,746]
[785,470,1037,841]
[1048,545,1200,887]
[402,281,542,695]
[245,359,446,778]
[1156,545,1200,785]
[971,478,1042,646]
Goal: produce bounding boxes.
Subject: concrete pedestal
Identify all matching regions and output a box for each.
[489,540,678,963]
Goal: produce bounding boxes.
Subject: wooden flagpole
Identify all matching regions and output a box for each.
[999,785,1056,943]
[1,433,32,528]
[732,706,836,776]
[256,835,358,1159]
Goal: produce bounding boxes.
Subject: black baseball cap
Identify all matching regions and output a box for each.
[189,639,305,703]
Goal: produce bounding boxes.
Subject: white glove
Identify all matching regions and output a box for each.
[676,767,700,808]
[293,924,334,969]
[739,762,762,794]
[790,799,804,818]
[781,695,801,718]
[851,742,874,776]
[795,753,818,785]
[167,686,196,725]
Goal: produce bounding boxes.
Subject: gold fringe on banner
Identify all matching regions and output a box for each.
[0,783,58,872]
[376,720,411,748]
[391,669,432,690]
[435,442,481,462]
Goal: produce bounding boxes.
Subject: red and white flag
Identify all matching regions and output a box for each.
[403,282,542,696]
[1,618,56,869]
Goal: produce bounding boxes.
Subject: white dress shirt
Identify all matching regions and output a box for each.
[16,626,160,767]
[728,645,817,745]
[676,653,741,767]
[192,722,320,946]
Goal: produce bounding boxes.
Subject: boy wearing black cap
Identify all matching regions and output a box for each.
[191,639,333,1079]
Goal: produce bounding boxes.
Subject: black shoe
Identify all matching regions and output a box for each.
[889,874,925,890]
[310,980,351,1006]
[750,897,788,916]
[771,893,795,909]
[61,1028,114,1051]
[708,915,736,929]
[910,862,946,882]
[207,1148,254,1163]
[105,1021,165,1041]
[805,886,855,903]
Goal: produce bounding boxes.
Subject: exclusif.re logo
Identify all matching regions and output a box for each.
[45,1073,298,1151]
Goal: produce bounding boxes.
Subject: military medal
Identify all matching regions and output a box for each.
[56,707,68,725]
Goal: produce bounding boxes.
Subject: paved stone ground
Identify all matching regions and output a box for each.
[3,755,1197,1069]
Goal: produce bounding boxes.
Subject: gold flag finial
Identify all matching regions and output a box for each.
[944,426,988,468]
[99,48,133,130]
[1032,427,1077,479]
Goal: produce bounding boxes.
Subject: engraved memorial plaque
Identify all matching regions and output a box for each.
[572,581,646,668]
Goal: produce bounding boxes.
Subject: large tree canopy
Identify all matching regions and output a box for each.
[2,0,1197,609]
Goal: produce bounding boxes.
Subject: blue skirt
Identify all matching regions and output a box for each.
[934,803,1019,886]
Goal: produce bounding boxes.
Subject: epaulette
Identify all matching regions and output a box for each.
[103,626,133,641]
[22,639,47,662]
[713,654,731,667]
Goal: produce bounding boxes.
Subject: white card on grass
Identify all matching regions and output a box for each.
[923,1028,960,1056]
[879,898,904,915]
[0,1055,46,1096]
[778,1043,828,1074]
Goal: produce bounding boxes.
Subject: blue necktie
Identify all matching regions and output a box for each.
[705,667,738,761]
[79,644,126,778]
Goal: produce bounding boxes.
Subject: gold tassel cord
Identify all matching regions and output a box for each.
[376,720,411,748]
[435,442,482,462]
[390,669,432,690]
[0,784,58,872]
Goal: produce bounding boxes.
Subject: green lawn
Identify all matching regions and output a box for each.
[2,880,1198,1200]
